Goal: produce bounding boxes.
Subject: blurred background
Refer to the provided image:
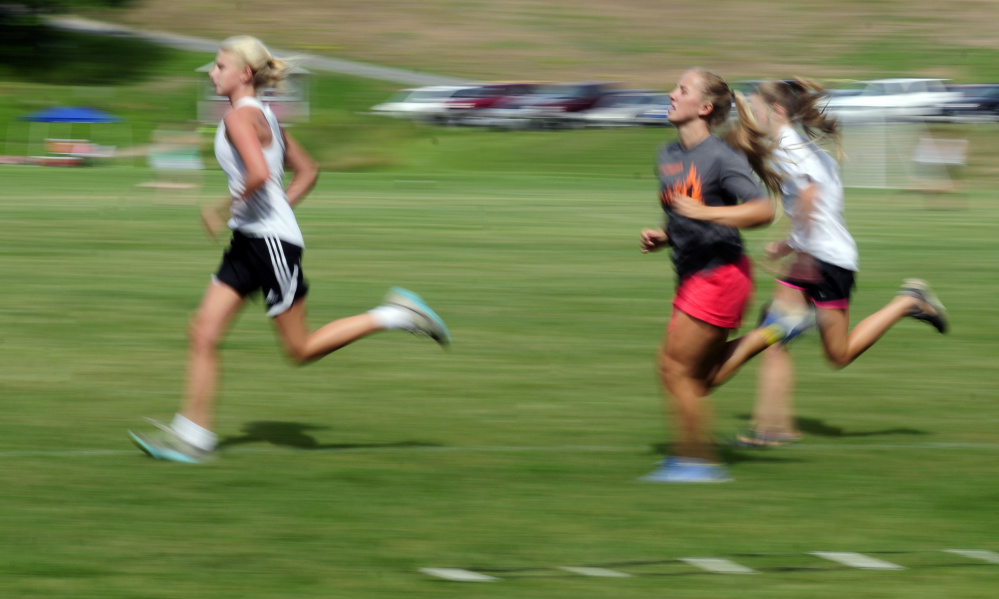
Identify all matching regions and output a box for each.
[3,0,999,181]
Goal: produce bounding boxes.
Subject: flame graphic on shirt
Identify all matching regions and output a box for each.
[660,164,704,207]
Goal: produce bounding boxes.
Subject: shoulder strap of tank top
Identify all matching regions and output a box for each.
[232,96,265,111]
[231,96,282,150]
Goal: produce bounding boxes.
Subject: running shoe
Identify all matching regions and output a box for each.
[384,287,452,347]
[732,427,802,448]
[759,301,816,346]
[639,457,732,483]
[129,421,209,464]
[898,279,948,333]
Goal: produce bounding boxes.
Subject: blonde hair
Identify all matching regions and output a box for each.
[219,35,292,90]
[690,69,783,197]
[756,78,841,157]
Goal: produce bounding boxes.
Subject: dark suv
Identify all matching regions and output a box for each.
[941,84,999,121]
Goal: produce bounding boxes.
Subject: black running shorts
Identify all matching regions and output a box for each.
[214,231,309,317]
[779,258,856,310]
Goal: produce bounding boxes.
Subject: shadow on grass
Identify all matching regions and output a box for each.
[649,443,805,464]
[649,413,929,465]
[736,414,929,438]
[218,421,442,452]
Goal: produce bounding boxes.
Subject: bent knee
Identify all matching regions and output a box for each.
[825,352,851,369]
[285,348,311,365]
[280,342,315,365]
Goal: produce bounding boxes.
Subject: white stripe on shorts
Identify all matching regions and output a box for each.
[265,236,292,287]
[264,236,299,317]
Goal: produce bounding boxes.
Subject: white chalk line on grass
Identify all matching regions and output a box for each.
[422,549,999,581]
[2,441,999,459]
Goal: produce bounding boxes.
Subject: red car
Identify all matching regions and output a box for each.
[444,83,538,124]
[490,82,619,128]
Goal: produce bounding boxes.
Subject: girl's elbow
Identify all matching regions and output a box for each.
[294,158,319,184]
[304,162,319,189]
[244,174,268,195]
[758,202,777,225]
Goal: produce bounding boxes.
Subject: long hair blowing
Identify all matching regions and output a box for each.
[757,78,841,157]
[691,69,782,197]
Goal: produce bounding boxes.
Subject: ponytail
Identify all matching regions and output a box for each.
[220,35,294,91]
[691,69,782,197]
[724,91,783,197]
[254,56,293,90]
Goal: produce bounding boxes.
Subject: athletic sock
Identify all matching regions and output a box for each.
[368,304,414,330]
[171,414,218,452]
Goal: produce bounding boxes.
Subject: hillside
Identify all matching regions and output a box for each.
[85,0,999,87]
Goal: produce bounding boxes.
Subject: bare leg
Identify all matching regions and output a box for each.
[819,295,916,368]
[752,343,797,437]
[660,310,730,462]
[707,329,772,387]
[272,299,384,364]
[708,284,809,387]
[180,281,245,431]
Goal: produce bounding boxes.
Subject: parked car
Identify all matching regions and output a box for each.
[482,82,618,128]
[571,91,669,127]
[634,102,673,127]
[823,78,960,124]
[442,83,538,125]
[370,85,477,122]
[939,84,999,121]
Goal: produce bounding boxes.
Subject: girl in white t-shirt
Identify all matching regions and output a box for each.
[130,36,450,463]
[706,79,948,445]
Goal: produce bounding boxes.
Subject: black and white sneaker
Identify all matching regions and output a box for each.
[899,278,948,333]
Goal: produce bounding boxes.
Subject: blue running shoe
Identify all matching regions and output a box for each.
[759,301,815,346]
[129,424,208,464]
[639,457,732,483]
[385,287,452,347]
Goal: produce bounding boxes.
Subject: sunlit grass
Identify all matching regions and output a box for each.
[0,166,996,597]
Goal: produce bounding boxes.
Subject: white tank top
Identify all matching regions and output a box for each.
[215,96,304,247]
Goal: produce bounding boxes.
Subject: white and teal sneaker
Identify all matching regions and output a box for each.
[384,287,452,347]
[129,420,210,464]
[639,456,732,483]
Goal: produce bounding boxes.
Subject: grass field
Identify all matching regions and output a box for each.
[1,161,997,597]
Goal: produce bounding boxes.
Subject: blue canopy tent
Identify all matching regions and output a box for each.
[13,106,123,164]
[20,106,122,124]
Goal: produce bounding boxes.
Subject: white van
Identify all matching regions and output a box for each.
[824,78,960,124]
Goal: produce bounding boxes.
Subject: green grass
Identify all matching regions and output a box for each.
[0,163,997,598]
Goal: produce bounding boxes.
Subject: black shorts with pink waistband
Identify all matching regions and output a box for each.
[778,258,855,310]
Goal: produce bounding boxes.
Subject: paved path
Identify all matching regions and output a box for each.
[46,15,473,87]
